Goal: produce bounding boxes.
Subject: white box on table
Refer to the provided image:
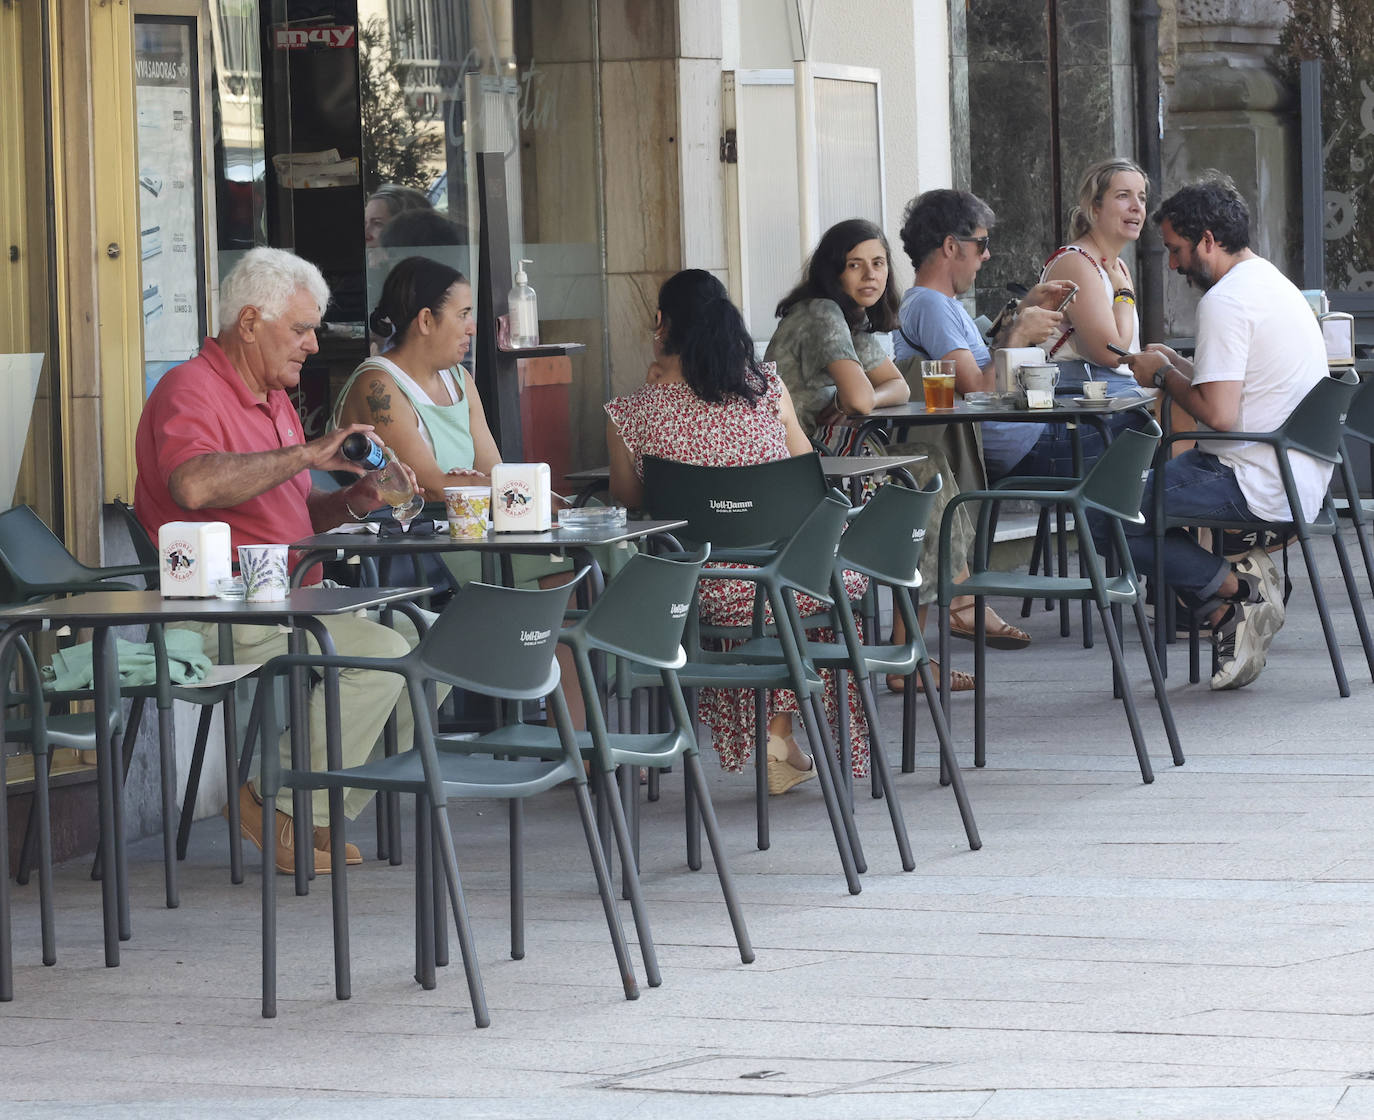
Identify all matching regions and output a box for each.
[491,463,552,532]
[994,347,1046,395]
[158,520,232,597]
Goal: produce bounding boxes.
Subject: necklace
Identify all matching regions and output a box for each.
[1081,233,1116,272]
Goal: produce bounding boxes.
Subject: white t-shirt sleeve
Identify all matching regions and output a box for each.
[1191,287,1249,386]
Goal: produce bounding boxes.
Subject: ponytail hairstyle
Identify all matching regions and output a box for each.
[1067,157,1149,240]
[368,256,466,346]
[775,217,901,332]
[656,269,765,405]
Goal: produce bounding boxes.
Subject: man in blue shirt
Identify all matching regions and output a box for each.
[893,189,1073,476]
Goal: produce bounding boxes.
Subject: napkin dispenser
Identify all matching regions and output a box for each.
[491,463,552,532]
[1320,312,1355,367]
[159,520,232,597]
[994,346,1046,395]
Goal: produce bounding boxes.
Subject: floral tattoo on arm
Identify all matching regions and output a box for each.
[365,379,393,427]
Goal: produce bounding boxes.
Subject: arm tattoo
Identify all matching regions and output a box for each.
[364,379,393,426]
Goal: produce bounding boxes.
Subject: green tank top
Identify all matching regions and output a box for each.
[333,357,475,470]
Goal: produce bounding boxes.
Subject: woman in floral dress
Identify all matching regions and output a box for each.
[605,269,870,792]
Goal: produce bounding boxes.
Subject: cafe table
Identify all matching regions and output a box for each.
[837,394,1158,641]
[564,454,929,507]
[289,517,691,594]
[840,394,1156,462]
[0,585,426,999]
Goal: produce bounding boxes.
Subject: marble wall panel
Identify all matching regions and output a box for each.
[526,61,600,246]
[678,57,726,272]
[678,0,722,60]
[969,59,1057,317]
[599,0,677,61]
[606,271,671,398]
[527,0,595,64]
[967,0,1049,64]
[1056,0,1111,58]
[1057,63,1119,189]
[602,60,681,275]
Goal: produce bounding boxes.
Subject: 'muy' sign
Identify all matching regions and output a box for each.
[273,25,356,50]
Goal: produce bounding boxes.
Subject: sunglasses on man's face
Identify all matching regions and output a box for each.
[953,234,990,253]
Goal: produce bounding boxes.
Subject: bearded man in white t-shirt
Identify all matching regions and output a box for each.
[1118,172,1330,690]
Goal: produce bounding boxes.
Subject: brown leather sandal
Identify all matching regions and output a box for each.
[886,659,975,694]
[948,601,1032,649]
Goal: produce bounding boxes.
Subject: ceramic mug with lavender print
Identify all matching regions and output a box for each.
[237,544,290,603]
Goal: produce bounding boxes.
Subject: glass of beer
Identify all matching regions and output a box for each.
[921,359,957,410]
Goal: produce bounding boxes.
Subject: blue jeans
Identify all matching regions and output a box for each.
[1099,449,1255,610]
[998,406,1148,481]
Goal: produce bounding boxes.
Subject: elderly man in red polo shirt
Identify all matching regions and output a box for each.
[135,247,423,875]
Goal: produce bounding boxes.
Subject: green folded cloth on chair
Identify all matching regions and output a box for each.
[41,628,212,691]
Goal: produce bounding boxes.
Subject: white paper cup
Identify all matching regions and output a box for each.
[444,486,491,540]
[1082,380,1108,400]
[237,544,289,602]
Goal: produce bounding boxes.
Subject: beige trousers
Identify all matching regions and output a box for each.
[186,607,437,826]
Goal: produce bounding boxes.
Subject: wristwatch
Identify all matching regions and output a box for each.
[1152,363,1174,391]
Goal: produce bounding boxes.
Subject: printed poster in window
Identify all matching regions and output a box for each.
[134,18,205,368]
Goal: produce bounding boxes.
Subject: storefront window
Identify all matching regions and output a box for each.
[199,0,606,465]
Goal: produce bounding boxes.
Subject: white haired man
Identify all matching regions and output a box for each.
[135,247,424,873]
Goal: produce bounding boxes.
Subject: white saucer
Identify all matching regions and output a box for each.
[1071,396,1111,408]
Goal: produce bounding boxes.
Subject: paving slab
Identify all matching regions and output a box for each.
[4,526,1374,1116]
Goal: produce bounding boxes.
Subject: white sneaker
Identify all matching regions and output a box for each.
[1210,595,1283,691]
[1236,546,1285,629]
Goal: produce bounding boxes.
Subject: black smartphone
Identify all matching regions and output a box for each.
[1054,285,1078,313]
[1106,342,1131,358]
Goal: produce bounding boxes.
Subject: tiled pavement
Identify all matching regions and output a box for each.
[5,533,1374,1119]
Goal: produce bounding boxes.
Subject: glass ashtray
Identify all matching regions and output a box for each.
[215,577,246,601]
[965,391,1016,407]
[558,505,627,530]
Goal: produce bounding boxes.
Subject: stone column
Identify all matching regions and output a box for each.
[1159,0,1297,334]
[966,0,1136,318]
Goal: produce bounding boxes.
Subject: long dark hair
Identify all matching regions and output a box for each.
[657,270,765,405]
[774,218,900,332]
[368,256,467,346]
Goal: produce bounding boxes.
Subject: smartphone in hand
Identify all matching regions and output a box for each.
[1054,284,1079,313]
[1106,342,1132,358]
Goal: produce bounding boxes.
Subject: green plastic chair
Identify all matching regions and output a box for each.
[721,479,982,860]
[250,571,642,1026]
[453,548,754,973]
[1155,371,1374,696]
[641,452,830,559]
[0,632,122,996]
[0,504,253,910]
[936,422,1183,784]
[1338,374,1374,598]
[620,493,868,894]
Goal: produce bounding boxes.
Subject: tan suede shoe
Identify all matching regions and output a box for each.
[313,827,363,865]
[228,783,331,875]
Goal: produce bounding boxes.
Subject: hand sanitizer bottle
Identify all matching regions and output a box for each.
[508,258,539,349]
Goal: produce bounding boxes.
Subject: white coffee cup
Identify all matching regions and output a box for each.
[1017,362,1059,393]
[1082,379,1108,400]
[237,544,290,602]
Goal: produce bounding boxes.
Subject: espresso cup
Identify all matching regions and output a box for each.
[1082,380,1108,400]
[237,544,289,602]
